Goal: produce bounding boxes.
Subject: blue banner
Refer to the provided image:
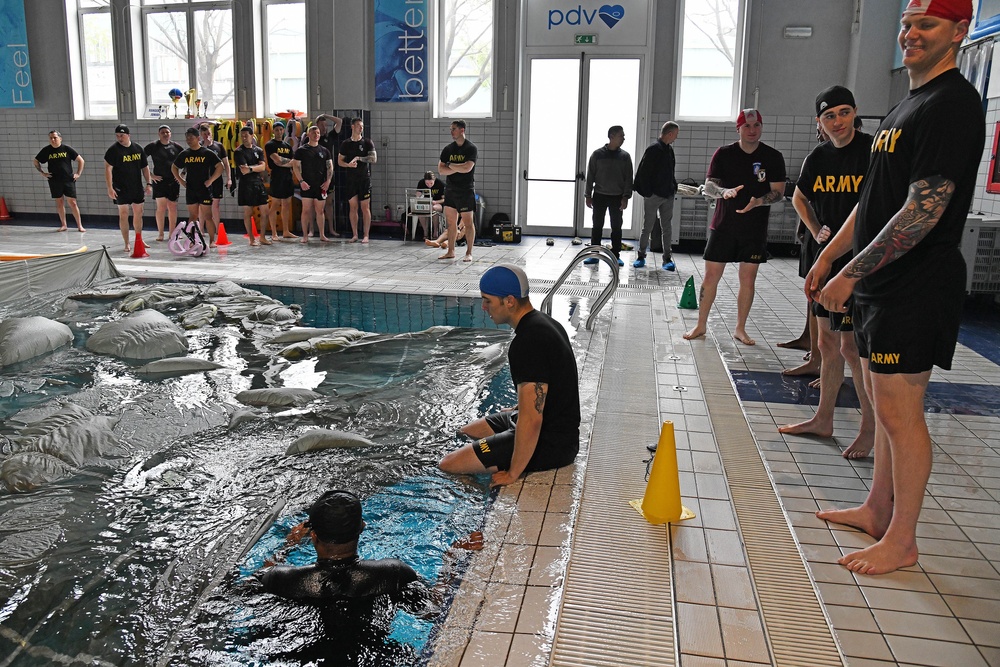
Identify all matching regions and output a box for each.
[374,0,429,103]
[0,0,34,108]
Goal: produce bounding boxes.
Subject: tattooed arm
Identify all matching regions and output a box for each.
[703,178,743,200]
[737,181,785,213]
[491,381,547,488]
[818,175,955,312]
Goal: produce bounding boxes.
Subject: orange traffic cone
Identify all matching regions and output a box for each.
[131,231,149,258]
[216,221,232,246]
[0,197,11,221]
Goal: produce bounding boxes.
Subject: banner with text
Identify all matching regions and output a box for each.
[0,0,34,108]
[526,0,649,48]
[375,0,429,103]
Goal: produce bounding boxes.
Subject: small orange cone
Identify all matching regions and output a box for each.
[131,231,149,258]
[216,221,232,246]
[0,197,11,221]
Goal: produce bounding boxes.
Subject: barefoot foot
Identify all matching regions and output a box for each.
[462,253,472,262]
[778,417,833,437]
[734,331,756,346]
[438,252,456,260]
[424,239,441,248]
[838,538,918,575]
[56,227,68,232]
[808,377,822,389]
[777,336,810,351]
[816,504,890,540]
[782,359,821,377]
[77,227,87,232]
[842,428,875,459]
[683,326,706,341]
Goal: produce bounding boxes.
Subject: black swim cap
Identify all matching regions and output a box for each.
[307,490,363,543]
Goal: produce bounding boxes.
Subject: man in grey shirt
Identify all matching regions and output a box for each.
[584,125,633,267]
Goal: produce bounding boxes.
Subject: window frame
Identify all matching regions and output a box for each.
[674,0,748,122]
[260,0,307,116]
[432,0,495,120]
[74,1,117,119]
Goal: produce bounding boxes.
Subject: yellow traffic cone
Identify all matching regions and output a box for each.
[679,276,698,309]
[629,421,696,524]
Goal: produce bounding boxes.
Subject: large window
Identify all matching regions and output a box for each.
[142,1,235,116]
[677,0,747,120]
[262,1,306,115]
[435,0,493,118]
[77,0,116,118]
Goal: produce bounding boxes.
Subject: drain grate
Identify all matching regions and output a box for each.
[692,344,845,667]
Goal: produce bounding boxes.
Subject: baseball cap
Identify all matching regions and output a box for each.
[736,109,762,128]
[306,490,364,543]
[273,120,285,129]
[480,264,529,299]
[114,124,130,135]
[902,0,973,22]
[158,124,171,131]
[815,85,856,116]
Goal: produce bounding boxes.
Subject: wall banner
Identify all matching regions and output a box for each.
[374,0,429,103]
[0,0,34,108]
[525,0,650,48]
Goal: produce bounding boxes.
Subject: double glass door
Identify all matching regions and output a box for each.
[519,56,642,237]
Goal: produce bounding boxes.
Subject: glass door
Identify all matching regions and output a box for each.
[519,56,643,237]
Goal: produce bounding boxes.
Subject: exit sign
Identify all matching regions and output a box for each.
[575,34,597,45]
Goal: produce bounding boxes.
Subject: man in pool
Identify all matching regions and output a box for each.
[439,264,582,486]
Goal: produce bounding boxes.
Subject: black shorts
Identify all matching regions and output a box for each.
[185,186,212,206]
[300,186,327,200]
[209,178,224,199]
[238,177,269,207]
[48,179,77,199]
[798,236,820,278]
[703,227,767,264]
[152,179,180,201]
[444,189,476,213]
[471,411,579,473]
[343,177,371,201]
[269,174,294,200]
[114,186,145,206]
[853,293,962,374]
[814,298,855,332]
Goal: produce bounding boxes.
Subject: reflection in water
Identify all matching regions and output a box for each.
[0,287,516,666]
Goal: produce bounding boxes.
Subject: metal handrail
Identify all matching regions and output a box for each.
[540,245,619,330]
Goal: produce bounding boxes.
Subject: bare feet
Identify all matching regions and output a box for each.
[808,377,821,389]
[77,227,87,232]
[320,236,331,243]
[842,427,875,459]
[463,253,472,262]
[156,235,165,242]
[210,242,218,248]
[56,227,68,232]
[438,252,456,260]
[733,331,756,346]
[362,237,369,244]
[348,237,358,243]
[777,336,810,351]
[683,326,706,340]
[782,359,821,377]
[424,239,441,248]
[838,538,918,575]
[453,531,485,551]
[282,234,299,240]
[816,503,891,540]
[260,236,272,245]
[778,416,833,437]
[299,237,309,244]
[124,245,131,253]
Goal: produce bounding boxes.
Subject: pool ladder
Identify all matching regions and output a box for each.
[540,244,619,330]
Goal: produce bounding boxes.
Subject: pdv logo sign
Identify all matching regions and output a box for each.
[548,4,626,30]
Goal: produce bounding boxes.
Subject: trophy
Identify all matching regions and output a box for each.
[184,88,197,118]
[168,88,183,118]
[195,98,202,117]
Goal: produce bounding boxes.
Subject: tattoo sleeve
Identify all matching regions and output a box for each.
[761,189,783,205]
[843,176,955,280]
[703,178,726,199]
[533,382,546,414]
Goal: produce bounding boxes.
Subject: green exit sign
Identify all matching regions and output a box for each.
[575,34,598,45]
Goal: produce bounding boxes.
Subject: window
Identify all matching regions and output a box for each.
[435,0,493,118]
[142,1,235,116]
[677,0,747,120]
[262,1,306,114]
[76,0,117,118]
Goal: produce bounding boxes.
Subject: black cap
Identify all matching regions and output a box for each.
[815,85,856,117]
[158,124,170,131]
[306,490,363,543]
[114,124,130,134]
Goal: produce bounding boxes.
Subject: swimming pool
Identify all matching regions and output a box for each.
[0,281,539,666]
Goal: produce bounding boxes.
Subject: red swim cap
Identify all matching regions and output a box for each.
[902,0,973,23]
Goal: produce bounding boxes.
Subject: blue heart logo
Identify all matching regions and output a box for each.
[599,4,625,29]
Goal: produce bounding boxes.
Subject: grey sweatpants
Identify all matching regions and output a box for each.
[638,194,673,258]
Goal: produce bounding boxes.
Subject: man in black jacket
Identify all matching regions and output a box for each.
[633,121,679,270]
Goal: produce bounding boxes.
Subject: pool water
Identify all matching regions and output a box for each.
[0,282,536,666]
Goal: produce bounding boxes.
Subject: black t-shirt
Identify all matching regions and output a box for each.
[707,141,786,232]
[294,143,332,188]
[440,140,478,191]
[144,140,184,179]
[509,309,581,454]
[797,131,872,274]
[35,144,80,182]
[234,144,266,181]
[265,139,294,182]
[173,146,222,189]
[202,140,229,173]
[339,137,376,180]
[417,178,446,201]
[854,69,985,302]
[318,128,340,156]
[103,142,147,190]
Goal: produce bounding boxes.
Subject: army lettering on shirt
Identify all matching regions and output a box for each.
[173,146,222,186]
[35,145,80,182]
[104,142,147,190]
[265,139,294,175]
[440,140,478,191]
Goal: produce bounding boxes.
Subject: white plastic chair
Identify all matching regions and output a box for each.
[405,188,441,240]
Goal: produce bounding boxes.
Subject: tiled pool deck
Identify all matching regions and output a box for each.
[2,222,998,667]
